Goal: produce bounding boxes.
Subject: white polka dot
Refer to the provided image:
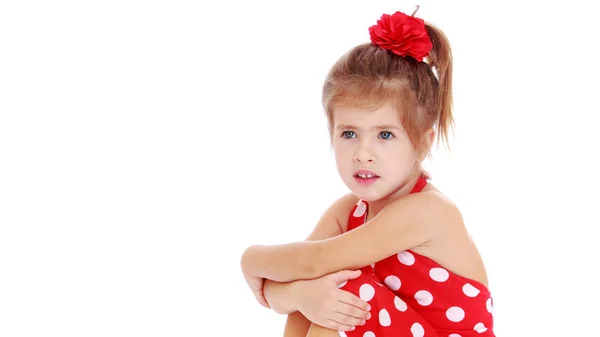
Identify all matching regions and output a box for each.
[486,298,493,313]
[337,280,347,288]
[359,284,375,301]
[429,267,449,282]
[338,332,347,337]
[394,296,407,312]
[398,251,415,265]
[414,290,433,306]
[449,334,462,337]
[473,323,487,333]
[462,283,480,297]
[384,275,401,290]
[446,306,465,322]
[353,201,367,217]
[379,309,391,327]
[411,322,425,337]
[363,332,375,337]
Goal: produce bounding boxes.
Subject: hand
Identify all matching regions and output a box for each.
[241,245,270,308]
[295,269,371,331]
[243,272,270,309]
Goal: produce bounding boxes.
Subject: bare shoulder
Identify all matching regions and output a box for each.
[305,192,359,241]
[411,184,490,287]
[327,192,361,233]
[423,185,464,229]
[387,183,464,234]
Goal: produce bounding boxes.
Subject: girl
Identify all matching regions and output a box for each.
[241,8,495,337]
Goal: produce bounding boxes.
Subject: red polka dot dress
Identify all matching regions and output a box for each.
[338,176,495,337]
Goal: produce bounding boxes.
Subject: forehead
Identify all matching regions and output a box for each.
[332,102,402,128]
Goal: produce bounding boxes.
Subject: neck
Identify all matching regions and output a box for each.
[367,169,424,218]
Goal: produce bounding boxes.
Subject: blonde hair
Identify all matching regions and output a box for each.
[322,23,454,155]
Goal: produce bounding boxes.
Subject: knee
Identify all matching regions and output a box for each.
[306,323,341,337]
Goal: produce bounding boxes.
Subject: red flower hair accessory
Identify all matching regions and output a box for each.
[368,8,433,62]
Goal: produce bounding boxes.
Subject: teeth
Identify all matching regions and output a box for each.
[358,173,376,178]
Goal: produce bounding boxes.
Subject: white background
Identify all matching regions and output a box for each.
[1,1,599,336]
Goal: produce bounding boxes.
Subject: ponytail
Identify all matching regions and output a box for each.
[425,23,454,149]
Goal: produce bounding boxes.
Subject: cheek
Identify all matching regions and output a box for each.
[333,146,354,171]
[334,148,349,166]
[385,143,417,166]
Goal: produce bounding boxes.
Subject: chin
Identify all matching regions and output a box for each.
[349,187,384,202]
[343,177,378,200]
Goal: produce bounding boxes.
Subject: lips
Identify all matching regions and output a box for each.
[354,170,379,179]
[354,170,380,186]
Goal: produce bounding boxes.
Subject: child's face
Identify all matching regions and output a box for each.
[332,102,421,202]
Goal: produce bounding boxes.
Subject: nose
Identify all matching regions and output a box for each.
[353,141,375,163]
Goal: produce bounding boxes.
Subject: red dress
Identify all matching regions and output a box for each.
[338,176,495,337]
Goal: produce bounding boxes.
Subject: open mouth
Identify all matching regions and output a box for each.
[355,173,379,179]
[354,172,380,185]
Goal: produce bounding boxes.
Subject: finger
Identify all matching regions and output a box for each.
[330,311,366,327]
[330,269,362,284]
[255,293,270,309]
[338,290,371,314]
[338,301,371,321]
[323,319,355,332]
[259,299,270,309]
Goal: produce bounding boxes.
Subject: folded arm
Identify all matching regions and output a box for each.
[259,193,351,313]
[255,193,355,337]
[241,191,459,282]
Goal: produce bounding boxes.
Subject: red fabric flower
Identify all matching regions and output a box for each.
[368,11,433,62]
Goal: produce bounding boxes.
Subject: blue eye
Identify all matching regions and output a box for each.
[342,131,356,139]
[379,131,394,140]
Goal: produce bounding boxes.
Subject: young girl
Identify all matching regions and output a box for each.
[241,8,495,337]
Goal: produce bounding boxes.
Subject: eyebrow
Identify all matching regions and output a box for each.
[335,124,402,131]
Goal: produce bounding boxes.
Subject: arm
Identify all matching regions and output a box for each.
[258,193,357,337]
[241,190,461,282]
[261,193,353,314]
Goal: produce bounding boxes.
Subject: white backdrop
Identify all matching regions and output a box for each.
[1,1,599,336]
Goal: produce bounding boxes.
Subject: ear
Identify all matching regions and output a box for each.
[419,128,436,160]
[424,128,435,148]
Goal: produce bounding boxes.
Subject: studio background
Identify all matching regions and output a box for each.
[1,1,598,336]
